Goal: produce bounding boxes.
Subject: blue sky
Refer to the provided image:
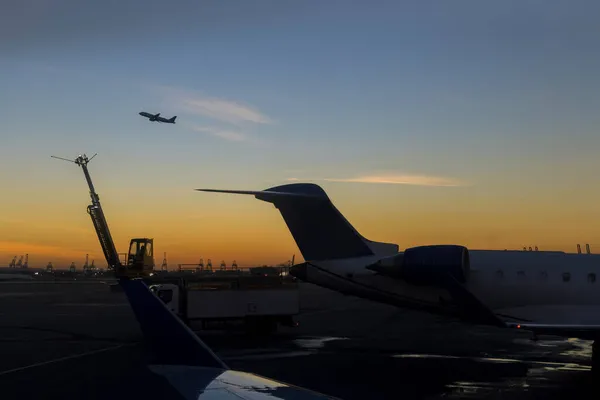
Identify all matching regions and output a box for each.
[2,1,600,264]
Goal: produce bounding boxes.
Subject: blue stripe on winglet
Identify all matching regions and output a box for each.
[119,278,228,369]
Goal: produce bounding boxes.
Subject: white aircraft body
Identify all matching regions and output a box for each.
[197,183,600,373]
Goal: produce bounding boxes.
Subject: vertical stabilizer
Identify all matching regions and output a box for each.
[197,183,399,261]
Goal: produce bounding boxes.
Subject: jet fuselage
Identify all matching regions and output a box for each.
[294,250,600,325]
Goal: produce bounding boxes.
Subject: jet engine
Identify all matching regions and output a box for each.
[366,245,470,286]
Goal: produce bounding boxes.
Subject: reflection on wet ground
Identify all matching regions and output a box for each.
[0,281,599,399]
[294,336,350,349]
[207,331,597,399]
[393,350,591,398]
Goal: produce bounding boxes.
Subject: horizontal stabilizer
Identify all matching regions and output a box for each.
[195,188,326,200]
[119,278,228,369]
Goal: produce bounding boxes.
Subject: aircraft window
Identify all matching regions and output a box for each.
[562,272,571,282]
[588,273,596,283]
[496,270,503,278]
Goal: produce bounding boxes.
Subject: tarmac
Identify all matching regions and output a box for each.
[0,280,598,399]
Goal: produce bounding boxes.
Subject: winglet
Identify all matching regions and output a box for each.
[120,278,228,369]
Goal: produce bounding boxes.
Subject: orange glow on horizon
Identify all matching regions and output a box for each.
[2,201,598,269]
[2,173,599,269]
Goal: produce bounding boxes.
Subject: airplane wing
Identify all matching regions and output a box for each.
[120,278,337,399]
[369,269,600,337]
[442,275,507,327]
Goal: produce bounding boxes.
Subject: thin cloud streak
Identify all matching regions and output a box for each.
[182,98,272,125]
[192,126,247,142]
[285,174,469,187]
[157,85,273,126]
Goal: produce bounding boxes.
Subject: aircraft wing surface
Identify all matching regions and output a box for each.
[120,278,337,399]
[148,365,336,400]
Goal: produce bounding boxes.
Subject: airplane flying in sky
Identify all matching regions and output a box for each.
[120,277,337,399]
[197,183,600,374]
[139,111,177,124]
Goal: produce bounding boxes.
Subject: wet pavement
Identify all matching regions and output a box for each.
[0,281,598,399]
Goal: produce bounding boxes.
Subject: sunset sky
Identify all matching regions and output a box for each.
[1,1,600,269]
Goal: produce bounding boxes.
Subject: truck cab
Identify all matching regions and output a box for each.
[116,238,155,278]
[149,283,180,315]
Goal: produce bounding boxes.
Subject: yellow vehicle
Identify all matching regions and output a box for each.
[117,238,155,277]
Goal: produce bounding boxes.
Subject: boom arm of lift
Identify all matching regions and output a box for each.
[62,154,154,278]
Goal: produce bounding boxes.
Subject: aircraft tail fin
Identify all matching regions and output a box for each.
[119,278,228,369]
[168,116,177,123]
[197,183,398,261]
